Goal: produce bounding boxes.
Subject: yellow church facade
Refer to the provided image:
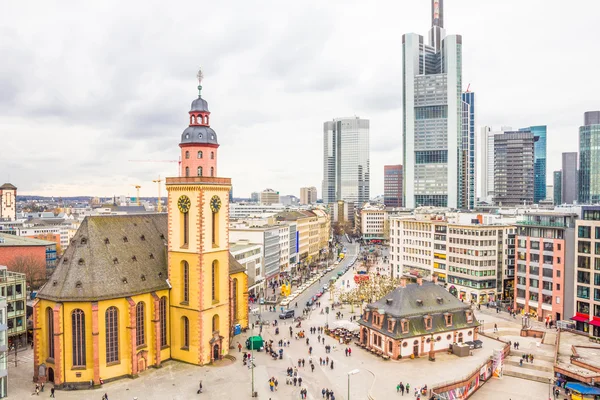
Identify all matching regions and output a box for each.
[32,74,248,387]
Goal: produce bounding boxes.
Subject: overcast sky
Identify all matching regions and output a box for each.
[1,0,598,200]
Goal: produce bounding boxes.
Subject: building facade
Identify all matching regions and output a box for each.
[358,279,479,360]
[461,91,476,210]
[0,234,57,286]
[389,214,515,302]
[322,117,370,205]
[579,111,600,204]
[0,294,6,398]
[384,165,403,208]
[518,126,547,204]
[0,184,16,222]
[493,131,535,206]
[260,189,280,205]
[572,206,600,338]
[514,213,576,322]
[33,74,248,387]
[562,152,578,205]
[299,187,317,205]
[230,241,263,297]
[402,0,474,209]
[554,171,563,205]
[360,204,388,242]
[0,266,26,348]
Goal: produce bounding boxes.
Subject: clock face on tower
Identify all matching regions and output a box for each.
[177,195,191,213]
[210,195,221,213]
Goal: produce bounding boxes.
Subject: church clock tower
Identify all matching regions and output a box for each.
[166,70,231,365]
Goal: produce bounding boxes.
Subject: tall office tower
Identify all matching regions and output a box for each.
[519,126,547,203]
[554,171,562,205]
[461,92,476,209]
[322,117,370,205]
[403,0,473,209]
[561,152,578,204]
[479,126,511,204]
[579,111,600,203]
[299,187,317,205]
[384,165,403,207]
[493,131,535,206]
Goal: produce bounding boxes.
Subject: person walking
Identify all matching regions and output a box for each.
[50,388,55,398]
[298,377,303,386]
[348,347,352,356]
[238,342,242,352]
[311,363,315,373]
[293,377,298,386]
[494,323,498,332]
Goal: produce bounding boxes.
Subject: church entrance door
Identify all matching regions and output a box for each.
[47,367,54,383]
[213,344,220,361]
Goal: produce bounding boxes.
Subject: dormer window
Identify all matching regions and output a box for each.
[401,319,409,334]
[424,315,433,330]
[466,310,473,323]
[444,313,453,327]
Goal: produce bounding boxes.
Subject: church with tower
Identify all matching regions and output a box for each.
[32,72,249,387]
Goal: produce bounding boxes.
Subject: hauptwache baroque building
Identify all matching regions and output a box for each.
[32,75,249,387]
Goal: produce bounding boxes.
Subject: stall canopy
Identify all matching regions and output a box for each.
[565,382,600,395]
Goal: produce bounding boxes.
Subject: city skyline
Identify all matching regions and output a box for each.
[1,1,599,198]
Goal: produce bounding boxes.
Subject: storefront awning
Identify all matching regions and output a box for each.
[570,315,589,323]
[565,382,600,395]
[589,319,600,327]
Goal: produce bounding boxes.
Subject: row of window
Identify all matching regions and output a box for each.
[185,151,214,160]
[184,166,214,177]
[47,300,225,367]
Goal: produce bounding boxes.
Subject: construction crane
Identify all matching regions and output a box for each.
[128,159,182,176]
[132,185,141,206]
[152,176,163,212]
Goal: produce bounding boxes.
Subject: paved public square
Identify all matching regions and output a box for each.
[7,243,550,399]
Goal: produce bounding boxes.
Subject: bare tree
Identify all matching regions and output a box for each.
[9,255,46,290]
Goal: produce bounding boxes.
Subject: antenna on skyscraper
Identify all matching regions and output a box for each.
[465,83,471,92]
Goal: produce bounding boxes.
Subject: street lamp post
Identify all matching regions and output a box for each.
[348,369,360,400]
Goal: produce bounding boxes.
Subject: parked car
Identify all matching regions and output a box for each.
[279,309,295,319]
[306,299,315,307]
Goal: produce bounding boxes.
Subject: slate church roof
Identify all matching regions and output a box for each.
[38,214,170,302]
[38,213,247,302]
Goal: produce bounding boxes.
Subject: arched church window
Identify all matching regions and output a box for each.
[185,167,190,177]
[159,297,167,347]
[105,306,119,363]
[197,151,203,159]
[210,151,214,160]
[136,302,145,347]
[182,260,189,302]
[210,167,214,177]
[71,309,86,367]
[212,314,219,333]
[46,307,54,359]
[185,151,190,159]
[197,167,202,177]
[212,260,219,302]
[182,316,189,349]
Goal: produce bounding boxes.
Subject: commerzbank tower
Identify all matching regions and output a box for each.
[402,0,475,209]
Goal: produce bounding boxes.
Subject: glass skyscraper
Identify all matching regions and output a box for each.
[579,111,600,203]
[519,125,547,203]
[322,117,370,205]
[402,0,474,209]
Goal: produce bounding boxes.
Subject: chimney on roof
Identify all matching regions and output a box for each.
[417,277,423,286]
[400,278,407,288]
[386,298,393,305]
